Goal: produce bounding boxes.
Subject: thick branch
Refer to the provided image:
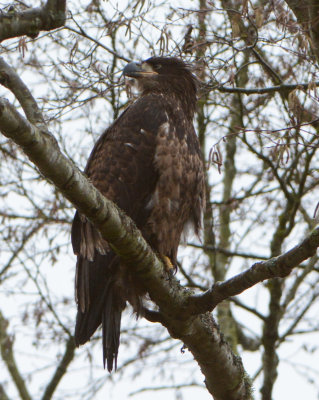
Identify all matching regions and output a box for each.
[0,99,251,400]
[0,0,66,42]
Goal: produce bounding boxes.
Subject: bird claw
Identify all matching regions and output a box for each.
[160,255,174,273]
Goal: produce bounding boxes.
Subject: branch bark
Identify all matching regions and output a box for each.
[0,57,45,124]
[0,0,66,42]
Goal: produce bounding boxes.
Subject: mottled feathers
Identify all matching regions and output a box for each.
[72,56,205,371]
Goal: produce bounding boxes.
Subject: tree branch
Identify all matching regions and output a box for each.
[0,384,11,400]
[212,80,319,95]
[189,243,268,260]
[184,226,319,315]
[0,57,45,125]
[0,0,66,42]
[0,222,45,282]
[0,311,32,400]
[41,337,76,400]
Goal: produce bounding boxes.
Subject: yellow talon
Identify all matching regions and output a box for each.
[161,255,174,272]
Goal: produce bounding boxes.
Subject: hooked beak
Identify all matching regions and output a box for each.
[123,61,158,78]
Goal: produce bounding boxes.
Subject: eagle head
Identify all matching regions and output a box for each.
[124,57,197,117]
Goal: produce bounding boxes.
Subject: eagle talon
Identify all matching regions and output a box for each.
[160,255,174,272]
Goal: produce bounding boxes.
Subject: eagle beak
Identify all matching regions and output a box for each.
[123,61,158,78]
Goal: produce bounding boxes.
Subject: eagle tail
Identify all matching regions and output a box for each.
[102,284,123,372]
[74,253,126,372]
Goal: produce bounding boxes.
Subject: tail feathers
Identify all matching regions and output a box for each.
[102,289,124,372]
[74,254,112,346]
[74,252,126,372]
[74,276,112,346]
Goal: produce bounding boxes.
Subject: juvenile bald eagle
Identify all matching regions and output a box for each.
[71,57,205,372]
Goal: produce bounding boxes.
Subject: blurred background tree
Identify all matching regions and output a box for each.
[1,0,319,399]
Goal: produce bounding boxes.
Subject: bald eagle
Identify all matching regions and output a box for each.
[71,57,205,372]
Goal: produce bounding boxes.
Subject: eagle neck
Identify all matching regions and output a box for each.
[142,88,196,120]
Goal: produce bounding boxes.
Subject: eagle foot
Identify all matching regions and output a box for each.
[160,255,174,272]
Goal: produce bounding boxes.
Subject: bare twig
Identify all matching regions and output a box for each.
[188,243,268,260]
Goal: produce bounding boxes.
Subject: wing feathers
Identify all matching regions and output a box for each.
[72,89,205,372]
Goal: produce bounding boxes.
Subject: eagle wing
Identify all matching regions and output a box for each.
[72,94,172,370]
[142,122,205,265]
[72,91,205,371]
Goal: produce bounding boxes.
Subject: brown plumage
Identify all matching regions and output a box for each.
[71,56,205,372]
